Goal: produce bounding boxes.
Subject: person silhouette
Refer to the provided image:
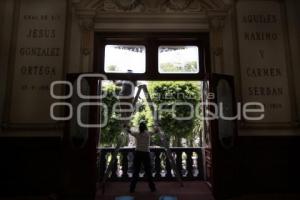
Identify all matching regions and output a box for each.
[124,121,159,193]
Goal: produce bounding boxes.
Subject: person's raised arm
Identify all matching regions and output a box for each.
[148,125,161,136]
[123,125,138,137]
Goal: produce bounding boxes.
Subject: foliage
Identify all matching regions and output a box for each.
[99,81,203,147]
[192,118,204,147]
[160,61,198,73]
[131,100,161,145]
[100,83,122,146]
[131,100,154,127]
[106,65,119,72]
[148,81,201,146]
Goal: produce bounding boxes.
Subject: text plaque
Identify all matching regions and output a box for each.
[8,0,67,125]
[236,0,292,124]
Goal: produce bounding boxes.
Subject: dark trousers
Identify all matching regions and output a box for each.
[130,151,156,192]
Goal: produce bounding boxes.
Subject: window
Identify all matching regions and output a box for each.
[158,46,199,74]
[95,32,209,79]
[104,45,146,73]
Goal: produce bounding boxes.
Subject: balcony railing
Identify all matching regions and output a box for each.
[97,147,204,181]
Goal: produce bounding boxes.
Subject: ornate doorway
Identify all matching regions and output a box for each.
[63,1,237,199]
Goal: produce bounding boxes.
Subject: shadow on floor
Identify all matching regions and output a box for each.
[97,181,214,200]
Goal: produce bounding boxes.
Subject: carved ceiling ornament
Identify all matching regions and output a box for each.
[72,0,232,31]
[164,0,193,11]
[207,12,227,31]
[112,0,143,11]
[73,0,230,13]
[79,17,95,31]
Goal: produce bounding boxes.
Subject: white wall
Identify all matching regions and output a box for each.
[223,8,236,77]
[286,0,300,124]
[234,0,300,136]
[67,7,81,74]
[0,0,14,133]
[1,0,299,136]
[0,0,63,137]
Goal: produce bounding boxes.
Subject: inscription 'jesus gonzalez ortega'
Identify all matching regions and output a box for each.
[19,47,60,56]
[8,0,67,125]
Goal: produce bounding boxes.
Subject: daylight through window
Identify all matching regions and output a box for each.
[104,45,146,73]
[158,46,199,74]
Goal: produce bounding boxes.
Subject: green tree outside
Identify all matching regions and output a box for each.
[99,81,203,147]
[99,83,122,147]
[148,81,201,147]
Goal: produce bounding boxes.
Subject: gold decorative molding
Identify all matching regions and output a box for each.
[206,11,228,73]
[72,1,99,71]
[71,0,232,72]
[161,0,201,13]
[72,0,231,14]
[78,16,94,31]
[71,0,233,32]
[112,0,143,11]
[207,15,226,31]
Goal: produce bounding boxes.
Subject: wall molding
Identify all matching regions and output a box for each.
[72,0,232,31]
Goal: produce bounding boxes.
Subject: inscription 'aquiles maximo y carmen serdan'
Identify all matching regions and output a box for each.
[242,14,277,23]
[237,3,291,120]
[243,14,279,41]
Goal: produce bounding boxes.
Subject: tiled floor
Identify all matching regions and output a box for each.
[1,182,299,200]
[230,194,300,200]
[96,181,214,200]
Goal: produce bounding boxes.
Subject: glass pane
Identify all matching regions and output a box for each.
[104,45,146,73]
[158,46,199,74]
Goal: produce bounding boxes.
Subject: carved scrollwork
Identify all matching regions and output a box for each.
[74,0,230,14]
[208,15,226,31]
[79,17,94,31]
[113,0,143,11]
[164,0,194,11]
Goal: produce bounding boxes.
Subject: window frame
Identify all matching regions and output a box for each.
[94,32,210,81]
[157,45,200,74]
[104,44,147,74]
